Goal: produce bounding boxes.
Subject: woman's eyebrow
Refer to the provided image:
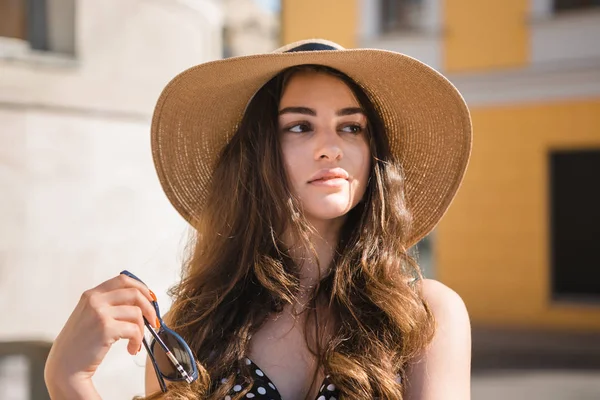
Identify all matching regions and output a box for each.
[336,107,365,116]
[279,106,316,116]
[278,106,365,116]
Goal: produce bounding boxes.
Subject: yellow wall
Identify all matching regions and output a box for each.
[282,0,529,70]
[444,0,529,72]
[281,0,357,48]
[436,99,600,331]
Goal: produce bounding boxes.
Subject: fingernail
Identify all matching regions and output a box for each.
[148,289,157,302]
[156,317,161,329]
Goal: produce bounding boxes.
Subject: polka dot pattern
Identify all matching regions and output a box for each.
[219,358,340,399]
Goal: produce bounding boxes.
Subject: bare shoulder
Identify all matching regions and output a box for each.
[420,279,470,327]
[418,278,471,355]
[404,279,471,400]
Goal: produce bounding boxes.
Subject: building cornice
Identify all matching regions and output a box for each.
[448,58,600,107]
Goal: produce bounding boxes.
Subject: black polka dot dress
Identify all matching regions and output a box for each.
[221,358,340,400]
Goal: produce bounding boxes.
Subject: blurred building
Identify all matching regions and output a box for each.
[0,0,222,398]
[282,0,600,332]
[223,0,280,57]
[1,0,599,398]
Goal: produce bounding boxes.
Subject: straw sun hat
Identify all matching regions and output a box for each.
[151,39,472,247]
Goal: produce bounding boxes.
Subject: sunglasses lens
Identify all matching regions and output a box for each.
[151,331,194,380]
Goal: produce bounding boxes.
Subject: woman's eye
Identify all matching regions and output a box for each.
[287,123,311,133]
[341,124,363,134]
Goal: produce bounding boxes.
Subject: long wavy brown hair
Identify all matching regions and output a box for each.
[139,65,435,400]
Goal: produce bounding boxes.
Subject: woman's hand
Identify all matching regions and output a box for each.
[44,274,158,399]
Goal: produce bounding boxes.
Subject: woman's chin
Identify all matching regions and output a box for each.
[303,201,355,221]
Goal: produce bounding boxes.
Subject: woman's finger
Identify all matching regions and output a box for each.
[105,305,146,339]
[84,274,154,303]
[100,288,158,327]
[106,319,147,356]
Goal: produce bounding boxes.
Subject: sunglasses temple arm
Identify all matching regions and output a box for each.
[144,318,171,353]
[142,337,168,393]
[143,318,194,383]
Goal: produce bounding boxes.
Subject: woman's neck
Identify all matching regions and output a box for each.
[287,216,344,289]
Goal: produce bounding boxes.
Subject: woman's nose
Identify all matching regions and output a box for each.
[315,128,343,161]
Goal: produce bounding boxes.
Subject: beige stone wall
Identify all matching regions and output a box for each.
[0,0,223,398]
[0,0,223,115]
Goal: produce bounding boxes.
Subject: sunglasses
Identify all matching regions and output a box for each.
[119,270,198,392]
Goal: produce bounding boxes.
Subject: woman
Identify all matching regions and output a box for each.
[44,39,472,399]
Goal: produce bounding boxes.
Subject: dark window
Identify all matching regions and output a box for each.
[28,0,49,51]
[0,341,52,400]
[550,149,600,302]
[0,0,48,50]
[380,0,424,33]
[554,0,600,12]
[0,0,75,54]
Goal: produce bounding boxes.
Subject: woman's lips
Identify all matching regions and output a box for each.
[308,168,350,183]
[309,177,347,187]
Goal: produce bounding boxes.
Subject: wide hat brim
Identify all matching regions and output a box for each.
[151,39,472,247]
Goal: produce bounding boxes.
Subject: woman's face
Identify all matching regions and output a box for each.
[279,71,371,225]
